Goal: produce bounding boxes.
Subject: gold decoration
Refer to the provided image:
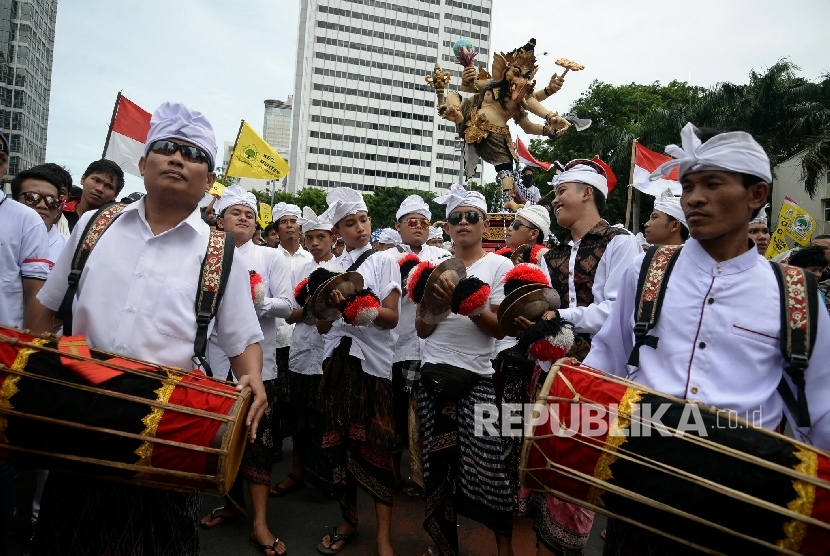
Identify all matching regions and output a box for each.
[586,387,644,506]
[424,63,452,107]
[776,447,818,552]
[555,58,586,77]
[134,371,183,467]
[506,40,538,79]
[0,338,49,444]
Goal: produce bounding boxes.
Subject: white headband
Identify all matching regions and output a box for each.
[515,203,551,241]
[396,194,431,221]
[434,183,488,217]
[653,188,687,227]
[428,227,443,241]
[272,202,301,222]
[298,206,334,234]
[326,187,368,225]
[651,122,772,183]
[552,164,608,197]
[750,203,769,226]
[377,228,401,245]
[215,184,258,215]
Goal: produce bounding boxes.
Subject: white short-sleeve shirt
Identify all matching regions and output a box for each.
[422,253,513,376]
[38,200,263,372]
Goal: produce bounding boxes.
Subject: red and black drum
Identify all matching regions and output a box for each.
[0,326,250,496]
[521,359,830,555]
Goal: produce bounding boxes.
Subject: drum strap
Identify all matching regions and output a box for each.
[627,244,818,428]
[770,262,818,428]
[57,203,128,336]
[346,248,377,272]
[57,204,235,378]
[626,245,682,367]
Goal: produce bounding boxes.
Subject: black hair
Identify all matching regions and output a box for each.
[39,163,73,196]
[10,164,68,199]
[574,183,606,217]
[666,215,691,241]
[82,159,126,194]
[788,245,828,270]
[812,234,830,242]
[522,167,534,175]
[263,222,278,236]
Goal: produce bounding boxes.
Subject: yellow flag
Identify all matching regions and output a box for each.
[208,181,225,197]
[257,202,272,229]
[226,120,290,180]
[765,196,818,260]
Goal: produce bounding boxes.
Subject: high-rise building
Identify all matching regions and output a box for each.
[288,0,491,194]
[263,97,292,161]
[0,0,58,178]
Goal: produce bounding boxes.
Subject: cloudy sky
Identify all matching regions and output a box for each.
[45,0,828,198]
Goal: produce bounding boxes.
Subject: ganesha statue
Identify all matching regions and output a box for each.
[437,38,588,211]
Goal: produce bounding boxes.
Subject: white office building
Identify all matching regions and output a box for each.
[264,97,293,161]
[288,0,491,194]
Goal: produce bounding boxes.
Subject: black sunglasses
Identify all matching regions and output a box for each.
[510,220,536,231]
[148,139,212,168]
[19,191,63,210]
[447,210,482,225]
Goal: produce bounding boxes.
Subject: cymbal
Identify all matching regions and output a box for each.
[499,288,560,337]
[497,283,546,323]
[510,244,532,265]
[310,271,365,321]
[421,258,466,324]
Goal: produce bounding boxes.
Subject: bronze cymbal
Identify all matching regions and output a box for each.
[310,271,365,321]
[498,287,560,337]
[421,258,466,324]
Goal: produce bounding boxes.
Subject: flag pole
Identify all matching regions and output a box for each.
[224,120,245,181]
[101,91,122,158]
[625,138,637,230]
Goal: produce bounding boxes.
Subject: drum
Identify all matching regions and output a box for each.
[520,359,830,555]
[0,326,251,496]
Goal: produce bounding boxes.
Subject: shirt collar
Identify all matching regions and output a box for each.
[684,238,760,276]
[277,244,308,257]
[342,243,372,266]
[135,198,207,236]
[238,239,254,254]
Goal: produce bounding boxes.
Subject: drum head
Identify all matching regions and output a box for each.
[499,287,560,337]
[422,258,466,324]
[497,283,546,324]
[310,271,365,321]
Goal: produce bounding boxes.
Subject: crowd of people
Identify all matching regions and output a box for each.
[1,102,829,556]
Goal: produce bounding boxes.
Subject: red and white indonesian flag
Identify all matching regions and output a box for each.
[516,137,551,171]
[103,94,151,178]
[633,141,681,196]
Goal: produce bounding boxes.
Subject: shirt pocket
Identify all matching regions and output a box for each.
[153,276,197,342]
[730,324,779,348]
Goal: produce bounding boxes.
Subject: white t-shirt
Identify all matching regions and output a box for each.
[422,253,513,376]
[323,244,402,379]
[38,200,263,372]
[274,245,313,349]
[0,192,50,328]
[46,225,68,269]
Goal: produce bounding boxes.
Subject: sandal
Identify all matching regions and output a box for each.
[316,527,359,555]
[269,473,307,498]
[199,506,241,530]
[250,535,287,555]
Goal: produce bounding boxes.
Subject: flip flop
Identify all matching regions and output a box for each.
[316,527,359,555]
[269,473,307,498]
[199,506,241,530]
[250,535,287,555]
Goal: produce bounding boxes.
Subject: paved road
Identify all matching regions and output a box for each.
[11,441,607,555]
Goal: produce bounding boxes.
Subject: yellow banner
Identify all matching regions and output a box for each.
[226,120,290,180]
[208,181,225,197]
[257,202,272,229]
[765,197,818,260]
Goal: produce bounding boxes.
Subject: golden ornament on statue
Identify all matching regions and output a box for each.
[425,63,452,107]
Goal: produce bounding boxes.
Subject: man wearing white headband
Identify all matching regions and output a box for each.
[643,187,688,246]
[201,184,293,553]
[426,226,445,247]
[417,183,515,556]
[271,206,337,501]
[388,195,450,498]
[33,102,267,555]
[506,202,550,249]
[586,124,830,553]
[748,203,770,255]
[270,201,311,464]
[376,228,402,251]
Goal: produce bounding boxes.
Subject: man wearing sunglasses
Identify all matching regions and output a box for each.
[12,164,72,270]
[62,159,125,231]
[32,102,268,556]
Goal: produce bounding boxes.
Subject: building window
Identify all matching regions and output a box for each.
[824,199,830,223]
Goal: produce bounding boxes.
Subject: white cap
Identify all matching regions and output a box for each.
[377,228,401,245]
[297,206,334,234]
[552,164,608,197]
[750,203,769,226]
[272,202,301,222]
[396,194,431,221]
[515,203,551,241]
[428,227,443,241]
[653,188,687,227]
[326,187,368,224]
[434,183,488,216]
[215,185,257,215]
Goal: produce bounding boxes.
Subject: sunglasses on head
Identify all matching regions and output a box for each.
[148,139,212,168]
[19,191,63,210]
[510,220,536,231]
[405,218,430,229]
[447,210,482,225]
